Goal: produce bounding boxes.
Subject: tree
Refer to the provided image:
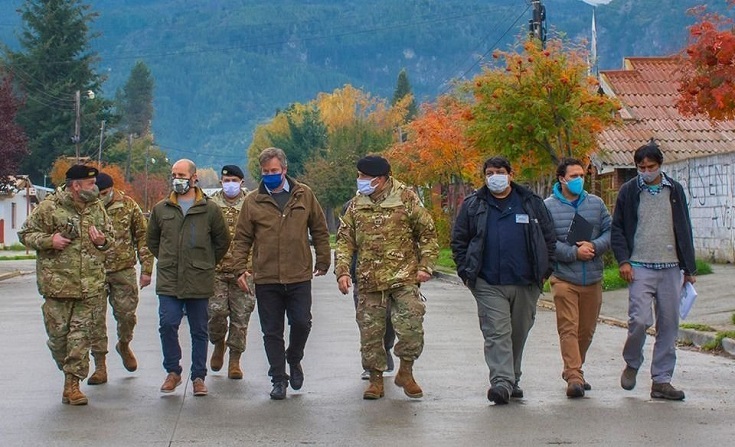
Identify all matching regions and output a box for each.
[117,60,154,136]
[467,39,620,179]
[195,167,219,188]
[2,0,116,183]
[0,71,28,180]
[392,68,418,122]
[678,1,735,120]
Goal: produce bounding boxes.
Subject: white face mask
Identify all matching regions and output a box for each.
[486,174,509,193]
[222,181,241,198]
[638,168,661,184]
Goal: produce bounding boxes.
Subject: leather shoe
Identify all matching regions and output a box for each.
[487,386,510,405]
[289,363,304,390]
[270,381,287,400]
[511,381,524,398]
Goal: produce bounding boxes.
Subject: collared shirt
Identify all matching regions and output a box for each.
[265,178,291,194]
[633,172,679,269]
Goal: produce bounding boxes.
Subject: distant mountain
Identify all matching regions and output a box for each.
[0,0,728,168]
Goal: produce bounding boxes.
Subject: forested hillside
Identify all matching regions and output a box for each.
[0,0,728,168]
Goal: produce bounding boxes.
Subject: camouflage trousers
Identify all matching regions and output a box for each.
[89,268,140,355]
[208,272,255,353]
[42,296,96,379]
[357,284,425,371]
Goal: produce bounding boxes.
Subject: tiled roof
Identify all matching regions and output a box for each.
[594,57,735,168]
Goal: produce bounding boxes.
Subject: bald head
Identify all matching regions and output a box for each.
[173,159,196,176]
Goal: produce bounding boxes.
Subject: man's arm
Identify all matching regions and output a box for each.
[450,200,471,282]
[146,207,161,259]
[130,199,154,275]
[210,204,231,264]
[18,202,55,251]
[308,191,331,273]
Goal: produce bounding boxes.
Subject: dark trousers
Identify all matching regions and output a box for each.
[256,281,312,383]
[158,295,209,381]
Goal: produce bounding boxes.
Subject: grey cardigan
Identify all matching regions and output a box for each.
[544,184,612,286]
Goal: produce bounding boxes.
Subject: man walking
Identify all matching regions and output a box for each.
[335,155,438,400]
[147,159,230,396]
[451,156,555,405]
[612,140,696,401]
[544,158,611,398]
[232,147,331,400]
[208,165,255,380]
[87,172,153,385]
[19,165,113,405]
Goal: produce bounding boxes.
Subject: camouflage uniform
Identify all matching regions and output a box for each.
[18,188,113,379]
[208,189,255,354]
[89,189,153,355]
[335,178,439,372]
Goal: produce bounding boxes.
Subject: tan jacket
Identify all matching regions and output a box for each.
[103,189,154,275]
[232,176,330,285]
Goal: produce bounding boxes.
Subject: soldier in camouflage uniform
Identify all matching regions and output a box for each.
[86,173,154,385]
[335,155,439,400]
[19,165,114,406]
[208,165,255,380]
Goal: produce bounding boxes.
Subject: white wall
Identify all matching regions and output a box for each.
[0,189,33,247]
[666,153,735,263]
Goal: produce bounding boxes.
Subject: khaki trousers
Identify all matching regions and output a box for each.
[550,275,602,384]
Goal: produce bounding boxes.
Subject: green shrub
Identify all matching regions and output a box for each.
[695,259,712,275]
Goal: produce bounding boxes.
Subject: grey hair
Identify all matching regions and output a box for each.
[259,147,288,169]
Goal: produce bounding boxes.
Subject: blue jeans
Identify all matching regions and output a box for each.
[158,295,209,381]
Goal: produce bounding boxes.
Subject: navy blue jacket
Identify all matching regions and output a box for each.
[451,182,556,288]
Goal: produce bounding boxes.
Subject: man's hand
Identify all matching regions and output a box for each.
[576,241,595,261]
[337,275,352,295]
[684,274,696,285]
[619,262,634,283]
[140,273,152,289]
[88,225,106,246]
[314,267,327,277]
[237,272,252,294]
[51,232,72,251]
[416,271,432,283]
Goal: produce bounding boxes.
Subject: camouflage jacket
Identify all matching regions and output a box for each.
[209,188,251,273]
[335,178,439,293]
[19,188,114,299]
[103,189,154,275]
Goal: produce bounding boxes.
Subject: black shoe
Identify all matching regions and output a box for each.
[651,382,685,401]
[566,382,585,398]
[385,351,395,373]
[289,363,304,390]
[487,386,510,405]
[621,366,638,391]
[511,382,524,398]
[583,381,592,391]
[270,381,287,400]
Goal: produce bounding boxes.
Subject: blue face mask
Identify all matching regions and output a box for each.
[357,178,377,195]
[262,173,283,190]
[563,177,584,196]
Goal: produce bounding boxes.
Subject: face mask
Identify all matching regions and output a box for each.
[486,174,509,194]
[79,185,100,203]
[638,168,660,184]
[563,177,584,196]
[102,190,114,206]
[262,173,283,190]
[222,181,242,198]
[357,178,378,195]
[172,178,191,195]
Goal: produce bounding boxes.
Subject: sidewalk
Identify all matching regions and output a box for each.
[437,263,735,356]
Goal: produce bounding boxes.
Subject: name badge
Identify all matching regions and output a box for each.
[516,214,530,224]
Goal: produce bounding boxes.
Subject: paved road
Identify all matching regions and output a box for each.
[1,268,734,446]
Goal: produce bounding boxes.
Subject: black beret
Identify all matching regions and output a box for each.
[221,164,245,179]
[356,156,391,177]
[65,164,98,180]
[96,172,114,190]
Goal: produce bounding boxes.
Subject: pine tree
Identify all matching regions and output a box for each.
[118,61,155,137]
[2,0,115,182]
[391,68,418,122]
[0,71,28,181]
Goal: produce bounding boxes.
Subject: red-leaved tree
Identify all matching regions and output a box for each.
[0,72,28,180]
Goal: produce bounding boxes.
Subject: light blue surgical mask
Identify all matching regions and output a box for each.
[638,168,660,184]
[486,174,509,194]
[563,177,584,196]
[222,181,242,198]
[357,178,378,195]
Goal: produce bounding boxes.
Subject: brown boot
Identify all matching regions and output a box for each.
[116,341,138,372]
[65,374,88,406]
[211,339,226,372]
[363,371,384,400]
[228,351,243,380]
[394,358,423,398]
[87,354,107,385]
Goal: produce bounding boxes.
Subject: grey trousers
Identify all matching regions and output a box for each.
[623,266,681,384]
[470,278,540,392]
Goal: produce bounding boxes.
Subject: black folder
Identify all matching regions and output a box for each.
[566,213,593,245]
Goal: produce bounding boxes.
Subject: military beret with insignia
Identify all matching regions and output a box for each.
[357,155,391,177]
[65,164,99,180]
[221,164,245,179]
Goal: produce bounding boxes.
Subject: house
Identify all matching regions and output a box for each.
[592,57,735,262]
[0,176,52,248]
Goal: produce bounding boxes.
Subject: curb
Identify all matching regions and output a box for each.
[0,270,21,281]
[433,271,735,356]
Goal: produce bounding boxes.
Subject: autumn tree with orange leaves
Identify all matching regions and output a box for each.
[467,39,620,179]
[678,1,735,120]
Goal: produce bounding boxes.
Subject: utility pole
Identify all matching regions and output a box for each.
[125,133,133,182]
[529,0,547,47]
[97,120,106,168]
[73,90,81,162]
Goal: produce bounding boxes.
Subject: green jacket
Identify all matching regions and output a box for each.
[104,189,154,275]
[146,187,230,298]
[232,176,331,285]
[19,188,114,299]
